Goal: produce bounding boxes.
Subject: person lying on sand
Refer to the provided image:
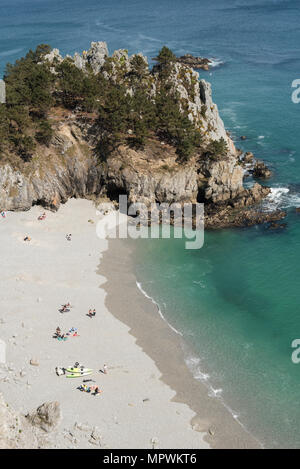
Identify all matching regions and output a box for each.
[66,234,72,241]
[79,384,102,395]
[24,236,31,242]
[87,308,96,318]
[66,327,79,337]
[38,213,46,221]
[90,385,102,395]
[78,384,90,393]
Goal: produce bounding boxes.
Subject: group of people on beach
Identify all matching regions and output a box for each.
[60,303,71,313]
[78,384,102,396]
[21,210,109,398]
[53,326,79,340]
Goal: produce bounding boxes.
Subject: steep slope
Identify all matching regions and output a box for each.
[0,42,284,228]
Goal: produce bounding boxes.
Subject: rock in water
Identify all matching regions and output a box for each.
[176,54,212,70]
[253,161,272,179]
[26,401,61,433]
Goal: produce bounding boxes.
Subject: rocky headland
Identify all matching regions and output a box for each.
[176,54,212,71]
[0,41,284,229]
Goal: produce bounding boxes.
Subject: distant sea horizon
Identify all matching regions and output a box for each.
[1,0,300,448]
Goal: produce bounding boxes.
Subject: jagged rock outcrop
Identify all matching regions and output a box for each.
[42,42,235,149]
[198,155,244,203]
[253,160,272,179]
[0,393,38,448]
[0,393,63,448]
[102,144,198,205]
[177,54,212,71]
[85,41,109,73]
[0,124,102,211]
[0,41,281,228]
[26,401,61,433]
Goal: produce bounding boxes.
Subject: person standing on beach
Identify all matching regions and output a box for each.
[103,364,108,374]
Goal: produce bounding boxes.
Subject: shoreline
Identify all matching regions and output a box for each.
[0,199,209,448]
[100,237,262,449]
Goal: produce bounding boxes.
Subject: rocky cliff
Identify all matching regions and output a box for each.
[0,393,61,449]
[0,42,284,228]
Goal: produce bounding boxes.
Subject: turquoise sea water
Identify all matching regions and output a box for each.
[1,0,300,448]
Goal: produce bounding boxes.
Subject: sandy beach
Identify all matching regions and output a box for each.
[0,199,210,449]
[0,198,262,449]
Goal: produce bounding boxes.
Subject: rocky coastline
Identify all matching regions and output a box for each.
[176,54,212,71]
[0,41,284,229]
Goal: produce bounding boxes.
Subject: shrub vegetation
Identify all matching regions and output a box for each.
[0,45,223,163]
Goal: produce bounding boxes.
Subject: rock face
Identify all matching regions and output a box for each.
[102,144,198,206]
[253,160,272,179]
[177,54,212,70]
[26,401,62,433]
[0,124,102,211]
[0,41,281,229]
[198,155,244,204]
[0,393,38,448]
[0,393,63,448]
[85,41,109,73]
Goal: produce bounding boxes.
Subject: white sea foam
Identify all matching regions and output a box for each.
[264,186,300,211]
[137,280,262,446]
[136,281,182,336]
[209,388,223,398]
[0,48,24,58]
[209,58,224,68]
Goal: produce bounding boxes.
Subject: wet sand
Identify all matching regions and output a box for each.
[100,238,262,449]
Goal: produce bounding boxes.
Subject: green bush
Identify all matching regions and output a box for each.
[35,120,53,146]
[205,138,228,160]
[155,46,177,66]
[1,44,205,163]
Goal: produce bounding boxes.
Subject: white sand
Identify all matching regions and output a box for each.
[0,199,209,449]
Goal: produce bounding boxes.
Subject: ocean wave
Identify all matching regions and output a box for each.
[0,47,24,58]
[209,58,224,68]
[264,186,300,211]
[136,279,262,445]
[185,350,260,439]
[136,281,183,336]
